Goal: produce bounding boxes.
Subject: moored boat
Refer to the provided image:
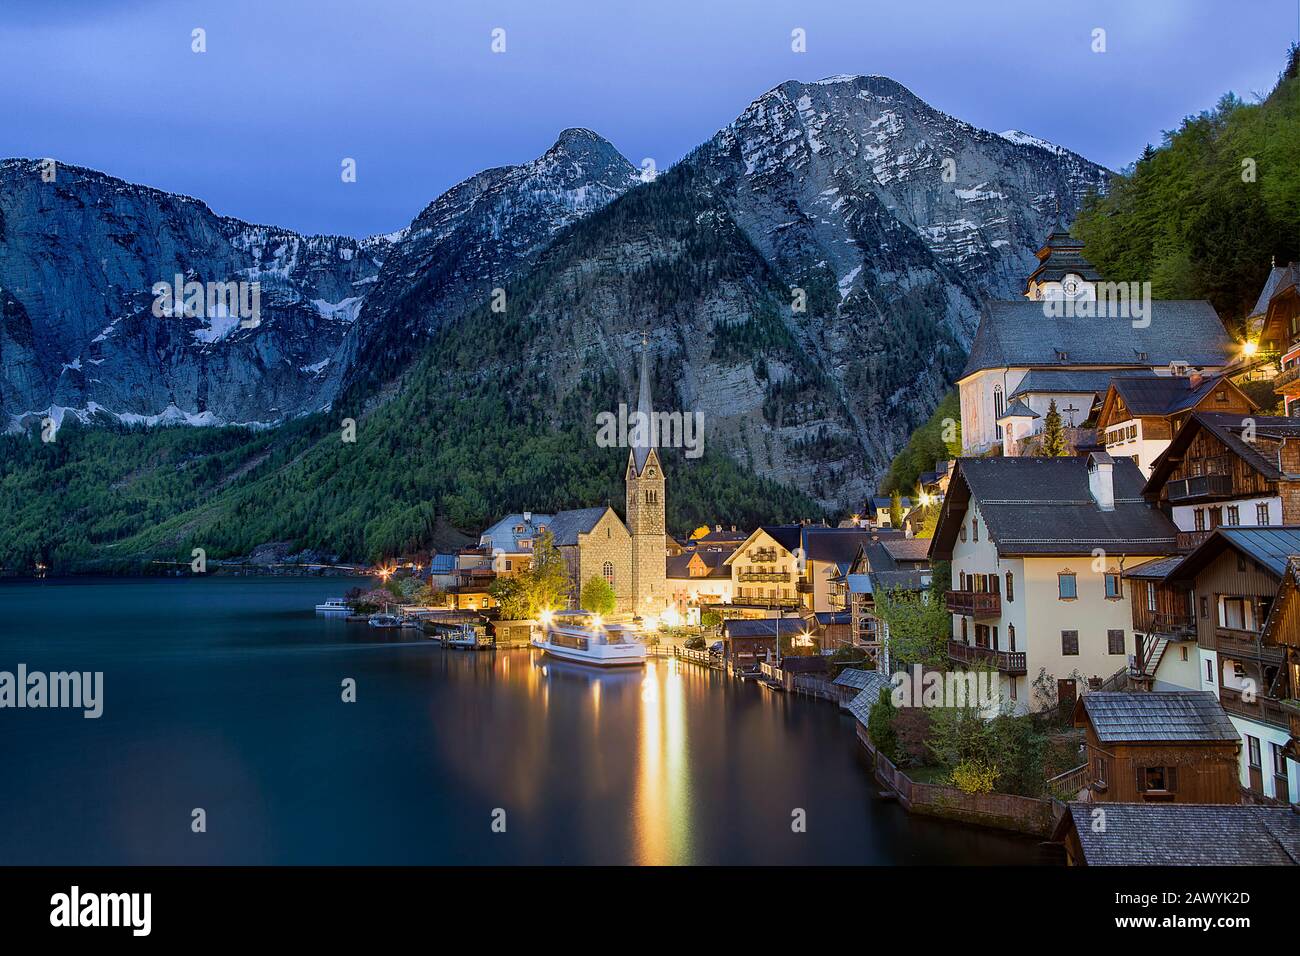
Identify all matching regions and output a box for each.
[315,598,351,613]
[535,610,647,667]
[367,613,402,629]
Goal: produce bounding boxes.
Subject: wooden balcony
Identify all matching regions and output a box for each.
[947,640,1026,675]
[1175,530,1213,551]
[731,595,800,610]
[737,571,790,583]
[1274,363,1300,394]
[1165,471,1233,503]
[796,579,813,593]
[1219,687,1291,730]
[946,589,1001,617]
[1152,610,1196,638]
[1216,628,1284,663]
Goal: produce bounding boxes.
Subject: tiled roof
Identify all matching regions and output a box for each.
[845,573,873,594]
[428,553,457,574]
[1169,526,1300,582]
[1077,691,1239,743]
[998,398,1039,420]
[814,611,850,625]
[1122,554,1185,580]
[803,528,879,570]
[1144,412,1300,495]
[880,538,931,563]
[479,513,555,553]
[1010,368,1145,400]
[1062,803,1300,866]
[1109,373,1229,416]
[832,667,877,689]
[960,299,1231,380]
[757,525,804,553]
[870,497,912,510]
[665,549,730,579]
[1250,263,1300,318]
[869,569,933,591]
[847,675,895,725]
[723,618,807,639]
[935,456,1179,557]
[546,507,612,546]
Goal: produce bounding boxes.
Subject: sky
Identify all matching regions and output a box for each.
[2,0,1296,238]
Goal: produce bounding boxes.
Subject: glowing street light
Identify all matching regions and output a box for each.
[1242,340,1258,358]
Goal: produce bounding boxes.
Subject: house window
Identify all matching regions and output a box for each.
[1194,509,1205,532]
[972,516,979,542]
[1256,503,1270,525]
[994,386,1005,441]
[1061,630,1079,655]
[1273,743,1290,794]
[503,559,512,572]
[1005,571,1013,603]
[602,561,615,586]
[960,617,968,641]
[1221,596,1252,631]
[1200,595,1208,618]
[1147,582,1157,612]
[1007,624,1016,651]
[959,525,967,543]
[1205,659,1214,682]
[1227,505,1240,526]
[1247,735,1262,769]
[1058,573,1077,600]
[1137,766,1177,794]
[1009,678,1017,700]
[1108,629,1125,654]
[1105,573,1122,599]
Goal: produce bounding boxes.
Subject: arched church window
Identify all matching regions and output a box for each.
[602,562,615,585]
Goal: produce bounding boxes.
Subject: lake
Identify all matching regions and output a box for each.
[0,577,1040,865]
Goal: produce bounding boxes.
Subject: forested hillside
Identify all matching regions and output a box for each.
[1074,45,1300,331]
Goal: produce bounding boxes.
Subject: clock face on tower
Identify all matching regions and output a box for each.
[1062,274,1084,299]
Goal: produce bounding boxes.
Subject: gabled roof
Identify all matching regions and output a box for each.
[1108,373,1249,417]
[879,537,931,564]
[546,507,614,546]
[870,497,912,510]
[844,573,873,594]
[1165,526,1300,583]
[1122,554,1186,581]
[997,398,1039,421]
[665,549,730,579]
[723,525,804,565]
[428,553,457,574]
[870,569,933,591]
[960,299,1231,381]
[847,676,896,725]
[1074,691,1239,743]
[479,513,556,553]
[930,456,1179,559]
[834,668,885,690]
[1009,368,1145,401]
[722,617,807,639]
[1250,262,1300,319]
[1143,412,1300,496]
[1056,803,1300,866]
[802,527,879,570]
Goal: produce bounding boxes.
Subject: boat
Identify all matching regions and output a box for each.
[446,622,488,649]
[367,613,402,629]
[315,598,351,613]
[534,610,647,667]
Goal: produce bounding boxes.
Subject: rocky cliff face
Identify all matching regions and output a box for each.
[0,75,1108,509]
[389,75,1108,508]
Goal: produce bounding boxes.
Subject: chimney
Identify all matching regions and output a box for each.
[1087,452,1115,511]
[1188,370,1204,390]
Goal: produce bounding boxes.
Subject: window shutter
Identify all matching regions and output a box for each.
[1135,767,1146,792]
[1167,766,1178,793]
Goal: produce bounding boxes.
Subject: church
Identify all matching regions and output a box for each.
[476,339,668,617]
[957,226,1236,455]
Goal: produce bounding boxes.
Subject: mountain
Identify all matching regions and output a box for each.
[0,158,390,428]
[0,73,1111,569]
[0,128,641,430]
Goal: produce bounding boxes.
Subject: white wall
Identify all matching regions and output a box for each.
[1170,496,1282,532]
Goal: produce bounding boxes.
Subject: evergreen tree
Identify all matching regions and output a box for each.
[1040,400,1067,457]
[889,489,904,528]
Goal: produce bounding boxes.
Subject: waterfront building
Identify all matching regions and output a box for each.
[930,454,1179,713]
[1094,373,1255,476]
[957,227,1234,455]
[665,548,734,623]
[1142,412,1300,547]
[843,535,933,670]
[725,526,804,612]
[1069,691,1243,804]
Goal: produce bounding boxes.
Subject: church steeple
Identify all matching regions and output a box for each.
[631,330,654,475]
[624,331,666,615]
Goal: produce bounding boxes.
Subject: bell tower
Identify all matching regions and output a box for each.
[626,335,667,616]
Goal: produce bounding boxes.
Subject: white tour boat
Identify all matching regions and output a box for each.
[367,613,402,629]
[534,610,647,667]
[315,598,351,613]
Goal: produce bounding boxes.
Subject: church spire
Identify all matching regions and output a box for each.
[632,331,653,474]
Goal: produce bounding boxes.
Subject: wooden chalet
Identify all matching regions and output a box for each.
[1258,556,1300,766]
[1094,372,1255,476]
[1165,527,1300,801]
[1142,412,1300,550]
[1070,692,1242,804]
[1254,263,1300,414]
[1122,554,1196,689]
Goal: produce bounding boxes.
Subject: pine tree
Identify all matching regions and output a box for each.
[889,489,904,528]
[1041,400,1067,457]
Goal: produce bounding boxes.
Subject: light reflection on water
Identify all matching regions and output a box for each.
[0,577,1041,865]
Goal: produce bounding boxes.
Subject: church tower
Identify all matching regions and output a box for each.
[626,336,667,617]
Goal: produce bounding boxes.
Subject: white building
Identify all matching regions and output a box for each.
[930,453,1180,713]
[958,228,1235,455]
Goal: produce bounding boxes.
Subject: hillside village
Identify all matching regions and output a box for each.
[380,228,1300,865]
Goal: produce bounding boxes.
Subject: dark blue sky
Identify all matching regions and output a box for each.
[2,0,1295,237]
